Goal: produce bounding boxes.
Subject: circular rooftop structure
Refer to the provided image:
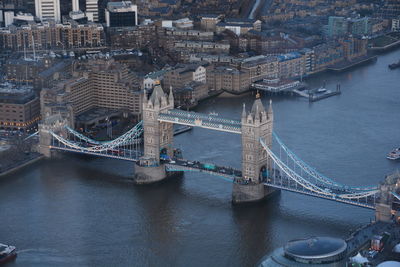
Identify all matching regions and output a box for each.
[284,237,347,264]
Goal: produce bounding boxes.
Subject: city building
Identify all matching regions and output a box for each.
[349,17,371,37]
[277,52,305,79]
[216,18,261,36]
[72,0,79,12]
[313,42,344,72]
[4,57,54,85]
[41,59,142,129]
[200,14,223,31]
[171,40,230,53]
[108,22,156,49]
[85,0,98,21]
[12,12,35,25]
[173,81,208,108]
[0,83,40,132]
[4,10,14,26]
[161,18,193,30]
[0,21,105,51]
[327,16,348,37]
[163,28,214,42]
[35,0,61,22]
[392,17,400,31]
[105,1,138,27]
[234,55,279,82]
[143,69,169,90]
[207,66,250,94]
[259,237,348,266]
[163,63,208,90]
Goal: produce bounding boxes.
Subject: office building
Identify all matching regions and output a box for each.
[35,0,61,22]
[0,21,105,51]
[0,83,40,132]
[85,0,98,21]
[105,1,138,27]
[327,16,348,37]
[41,59,142,128]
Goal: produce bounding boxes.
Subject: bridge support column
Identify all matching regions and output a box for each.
[232,183,276,204]
[375,203,392,222]
[38,129,52,157]
[134,164,167,184]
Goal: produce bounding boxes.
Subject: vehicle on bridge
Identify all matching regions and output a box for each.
[202,163,216,171]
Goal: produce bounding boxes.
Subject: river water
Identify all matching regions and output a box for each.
[1,50,400,267]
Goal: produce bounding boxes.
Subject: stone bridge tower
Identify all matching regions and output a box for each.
[38,113,72,157]
[135,84,174,184]
[376,171,400,222]
[232,96,276,203]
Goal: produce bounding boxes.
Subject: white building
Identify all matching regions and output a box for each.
[15,13,35,22]
[173,18,193,30]
[85,0,99,22]
[35,0,61,22]
[392,17,400,32]
[72,0,80,12]
[4,11,14,27]
[192,66,206,83]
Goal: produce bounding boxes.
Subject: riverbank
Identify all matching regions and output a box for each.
[0,152,44,177]
[369,32,400,52]
[346,221,400,265]
[327,55,377,72]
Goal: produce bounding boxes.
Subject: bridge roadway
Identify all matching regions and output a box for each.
[263,172,376,209]
[50,145,142,162]
[165,158,242,180]
[166,160,376,209]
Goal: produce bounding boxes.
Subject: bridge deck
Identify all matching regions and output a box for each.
[263,182,376,209]
[165,159,242,180]
[51,146,142,161]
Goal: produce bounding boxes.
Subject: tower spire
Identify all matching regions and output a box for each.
[242,103,246,119]
[268,99,273,113]
[168,86,174,106]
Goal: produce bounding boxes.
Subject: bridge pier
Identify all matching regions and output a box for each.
[375,203,392,222]
[232,183,276,204]
[134,164,168,184]
[38,129,52,157]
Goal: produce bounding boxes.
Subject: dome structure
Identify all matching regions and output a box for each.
[377,261,400,267]
[258,236,348,266]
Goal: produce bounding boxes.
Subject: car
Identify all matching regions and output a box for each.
[187,161,194,165]
[169,160,176,164]
[368,250,378,259]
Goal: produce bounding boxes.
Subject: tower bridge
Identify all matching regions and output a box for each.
[36,84,400,222]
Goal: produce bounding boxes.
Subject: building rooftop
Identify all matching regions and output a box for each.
[284,237,347,260]
[277,52,302,61]
[239,55,278,67]
[0,83,36,104]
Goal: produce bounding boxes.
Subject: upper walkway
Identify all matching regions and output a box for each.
[158,109,242,134]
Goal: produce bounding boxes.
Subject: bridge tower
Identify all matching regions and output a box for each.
[38,113,72,157]
[232,95,276,203]
[376,171,400,222]
[134,84,175,184]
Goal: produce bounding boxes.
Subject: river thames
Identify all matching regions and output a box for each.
[1,49,400,267]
